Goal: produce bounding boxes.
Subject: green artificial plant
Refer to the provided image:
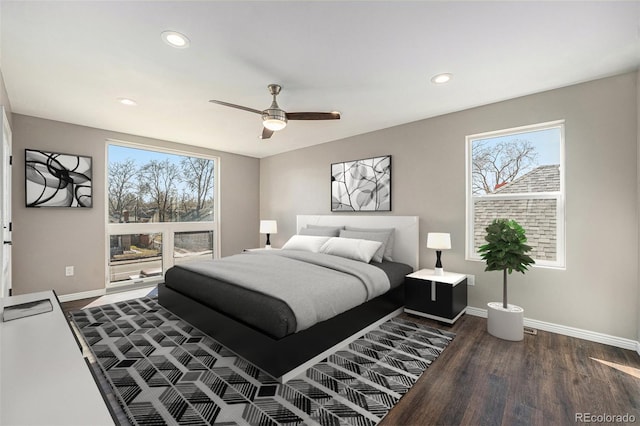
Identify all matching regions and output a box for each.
[478,219,535,309]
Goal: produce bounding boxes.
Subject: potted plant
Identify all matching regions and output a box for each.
[478,219,534,341]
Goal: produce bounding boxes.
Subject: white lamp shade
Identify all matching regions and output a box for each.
[260,220,278,234]
[427,232,451,250]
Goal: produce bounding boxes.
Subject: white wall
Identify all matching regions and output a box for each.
[0,0,13,124]
[260,72,639,340]
[11,114,260,296]
[0,68,12,126]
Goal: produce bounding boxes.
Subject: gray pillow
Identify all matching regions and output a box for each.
[303,225,344,237]
[299,226,341,237]
[339,230,390,263]
[344,226,395,261]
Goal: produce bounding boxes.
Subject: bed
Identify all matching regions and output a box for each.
[158,215,419,382]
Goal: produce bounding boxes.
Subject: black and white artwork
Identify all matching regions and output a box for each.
[331,155,391,211]
[25,149,93,207]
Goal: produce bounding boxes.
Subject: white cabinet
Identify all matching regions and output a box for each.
[1,291,114,425]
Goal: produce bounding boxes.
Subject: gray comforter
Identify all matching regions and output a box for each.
[173,250,391,332]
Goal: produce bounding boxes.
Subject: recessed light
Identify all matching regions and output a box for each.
[431,73,453,84]
[117,97,137,106]
[161,30,190,48]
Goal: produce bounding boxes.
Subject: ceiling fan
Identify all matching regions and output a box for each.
[209,84,341,139]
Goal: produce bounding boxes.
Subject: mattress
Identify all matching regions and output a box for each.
[163,252,412,339]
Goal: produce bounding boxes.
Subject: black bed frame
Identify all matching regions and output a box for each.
[158,282,404,381]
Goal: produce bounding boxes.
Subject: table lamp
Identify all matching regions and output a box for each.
[260,220,278,249]
[427,232,451,275]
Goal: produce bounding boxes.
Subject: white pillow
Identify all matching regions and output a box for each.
[339,229,389,263]
[319,237,383,263]
[281,235,331,253]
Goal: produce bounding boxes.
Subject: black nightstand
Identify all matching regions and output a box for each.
[404,269,468,324]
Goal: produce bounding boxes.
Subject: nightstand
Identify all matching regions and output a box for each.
[404,269,468,324]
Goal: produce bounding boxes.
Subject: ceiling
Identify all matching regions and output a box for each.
[1,1,639,159]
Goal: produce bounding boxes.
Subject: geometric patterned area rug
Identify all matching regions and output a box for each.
[71,297,454,426]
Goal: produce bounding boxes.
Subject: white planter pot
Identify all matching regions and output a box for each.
[487,302,524,341]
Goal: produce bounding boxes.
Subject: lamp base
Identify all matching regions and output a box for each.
[264,244,272,249]
[433,250,444,276]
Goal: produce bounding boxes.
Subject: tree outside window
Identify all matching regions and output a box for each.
[108,147,215,224]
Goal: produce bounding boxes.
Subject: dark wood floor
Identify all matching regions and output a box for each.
[382,313,640,426]
[61,296,98,317]
[62,297,640,426]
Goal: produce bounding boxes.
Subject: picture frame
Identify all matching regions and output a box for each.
[331,155,391,212]
[25,149,93,208]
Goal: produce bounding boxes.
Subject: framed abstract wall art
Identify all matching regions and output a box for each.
[25,149,93,208]
[331,155,391,212]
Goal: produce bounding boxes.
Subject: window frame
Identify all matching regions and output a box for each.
[105,139,220,288]
[465,120,566,269]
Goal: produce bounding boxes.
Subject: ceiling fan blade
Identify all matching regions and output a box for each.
[286,111,341,120]
[260,127,274,140]
[209,100,263,115]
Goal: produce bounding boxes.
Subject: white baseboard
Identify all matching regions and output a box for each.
[57,288,106,303]
[466,306,639,352]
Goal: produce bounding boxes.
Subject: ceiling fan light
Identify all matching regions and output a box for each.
[263,108,288,131]
[263,118,287,131]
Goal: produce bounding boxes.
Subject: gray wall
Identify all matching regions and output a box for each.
[11,114,259,296]
[261,72,639,340]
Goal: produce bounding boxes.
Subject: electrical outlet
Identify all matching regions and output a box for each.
[467,274,475,286]
[65,266,74,277]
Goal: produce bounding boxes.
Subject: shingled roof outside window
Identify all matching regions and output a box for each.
[473,165,560,262]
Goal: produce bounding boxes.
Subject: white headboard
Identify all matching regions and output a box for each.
[297,215,419,270]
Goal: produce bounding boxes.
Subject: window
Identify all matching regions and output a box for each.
[173,231,214,265]
[110,233,162,284]
[106,141,218,287]
[466,121,565,268]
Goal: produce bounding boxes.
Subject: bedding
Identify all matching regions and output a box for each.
[160,214,418,381]
[163,249,411,339]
